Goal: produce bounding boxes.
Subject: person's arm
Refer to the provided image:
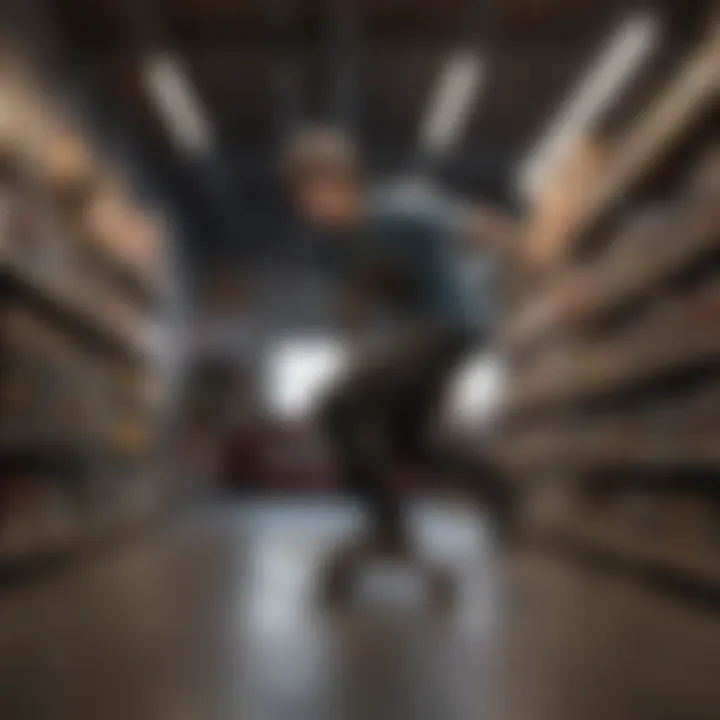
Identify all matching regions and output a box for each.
[463,205,519,256]
[400,188,518,259]
[306,236,373,337]
[337,268,371,333]
[336,253,393,340]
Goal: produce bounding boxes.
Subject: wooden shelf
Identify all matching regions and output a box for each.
[0,476,159,570]
[505,26,720,353]
[535,510,720,594]
[508,431,720,471]
[84,243,165,310]
[502,23,720,597]
[552,25,720,260]
[0,44,175,578]
[505,324,720,417]
[0,254,155,365]
[505,197,720,352]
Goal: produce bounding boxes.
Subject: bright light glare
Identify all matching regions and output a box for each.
[266,339,504,427]
[266,337,348,421]
[446,352,505,427]
[420,50,486,155]
[519,12,660,200]
[143,53,213,156]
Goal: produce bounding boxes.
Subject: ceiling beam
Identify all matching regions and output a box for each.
[66,15,615,60]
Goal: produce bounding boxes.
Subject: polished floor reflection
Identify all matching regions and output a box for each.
[0,499,718,720]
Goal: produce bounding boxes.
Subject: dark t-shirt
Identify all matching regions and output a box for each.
[308,186,498,336]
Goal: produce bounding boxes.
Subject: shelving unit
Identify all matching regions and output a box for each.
[504,26,720,352]
[0,256,153,362]
[0,56,176,570]
[532,499,720,593]
[498,19,720,597]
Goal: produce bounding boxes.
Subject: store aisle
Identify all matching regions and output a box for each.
[0,500,718,720]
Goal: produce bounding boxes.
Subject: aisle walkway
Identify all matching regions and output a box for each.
[0,500,718,720]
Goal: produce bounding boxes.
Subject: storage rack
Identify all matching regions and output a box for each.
[497,22,720,596]
[0,63,174,570]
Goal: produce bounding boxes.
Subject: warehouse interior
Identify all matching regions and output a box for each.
[0,1,719,719]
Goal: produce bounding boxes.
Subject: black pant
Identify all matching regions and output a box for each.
[318,327,477,537]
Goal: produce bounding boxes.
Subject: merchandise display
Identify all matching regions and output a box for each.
[497,27,720,594]
[0,55,175,567]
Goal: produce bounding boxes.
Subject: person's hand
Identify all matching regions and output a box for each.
[468,206,519,253]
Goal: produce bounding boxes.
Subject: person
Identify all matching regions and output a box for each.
[281,126,517,605]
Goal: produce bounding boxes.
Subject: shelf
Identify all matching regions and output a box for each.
[553,25,720,260]
[505,26,720,353]
[535,511,720,594]
[504,197,720,352]
[85,244,165,310]
[0,255,155,365]
[508,431,720,472]
[505,323,720,418]
[501,25,720,597]
[0,476,159,570]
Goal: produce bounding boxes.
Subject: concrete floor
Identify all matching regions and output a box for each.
[0,499,719,720]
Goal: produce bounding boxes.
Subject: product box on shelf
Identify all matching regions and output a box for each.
[687,146,720,197]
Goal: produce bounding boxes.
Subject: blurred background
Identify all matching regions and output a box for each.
[0,1,718,719]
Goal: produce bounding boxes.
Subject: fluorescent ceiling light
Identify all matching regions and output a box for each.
[143,53,213,156]
[420,49,486,155]
[519,11,660,200]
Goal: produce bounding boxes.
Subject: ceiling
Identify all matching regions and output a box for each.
[45,0,710,265]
